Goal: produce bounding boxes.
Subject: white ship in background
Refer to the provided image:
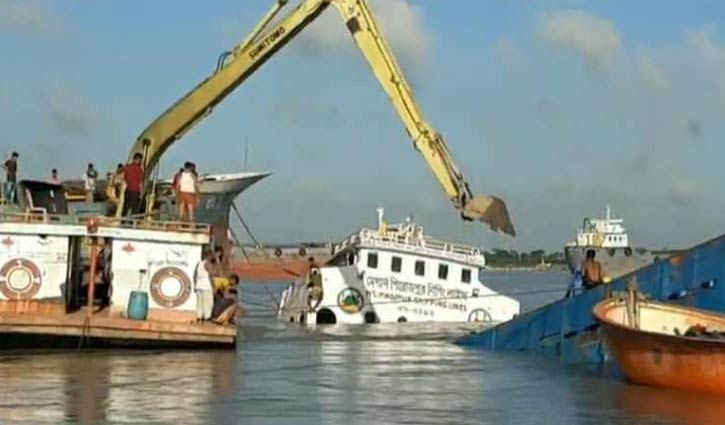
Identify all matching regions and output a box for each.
[564,206,658,279]
[278,208,520,325]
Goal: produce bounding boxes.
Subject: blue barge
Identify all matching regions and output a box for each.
[457,235,725,364]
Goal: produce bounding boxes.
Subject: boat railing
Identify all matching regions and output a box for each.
[334,228,486,266]
[0,211,210,234]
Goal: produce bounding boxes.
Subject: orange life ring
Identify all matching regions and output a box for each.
[0,258,42,300]
[149,266,192,308]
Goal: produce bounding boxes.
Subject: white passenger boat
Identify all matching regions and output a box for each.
[278,209,520,325]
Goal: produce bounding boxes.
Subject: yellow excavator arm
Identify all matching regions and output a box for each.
[130,0,515,236]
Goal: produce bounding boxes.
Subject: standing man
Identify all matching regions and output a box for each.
[83,163,98,202]
[194,248,214,322]
[582,249,604,289]
[50,169,61,184]
[107,164,125,217]
[122,153,144,216]
[2,152,18,203]
[177,162,199,221]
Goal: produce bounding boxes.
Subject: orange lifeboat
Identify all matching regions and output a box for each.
[595,293,725,395]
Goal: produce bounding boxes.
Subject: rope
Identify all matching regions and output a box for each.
[228,226,249,261]
[231,202,265,254]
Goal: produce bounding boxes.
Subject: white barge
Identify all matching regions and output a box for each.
[0,180,236,349]
[279,209,520,325]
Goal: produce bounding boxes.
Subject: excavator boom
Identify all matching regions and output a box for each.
[130,0,514,236]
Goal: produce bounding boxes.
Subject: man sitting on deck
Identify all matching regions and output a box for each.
[582,249,604,289]
[212,274,240,325]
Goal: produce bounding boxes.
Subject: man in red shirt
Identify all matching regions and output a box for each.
[122,153,144,216]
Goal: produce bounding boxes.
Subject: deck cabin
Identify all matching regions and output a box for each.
[0,180,236,349]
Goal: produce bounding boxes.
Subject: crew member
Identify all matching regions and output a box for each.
[83,163,98,202]
[123,153,144,216]
[50,169,60,184]
[307,267,323,310]
[194,248,215,322]
[212,274,240,325]
[111,163,125,197]
[3,152,18,203]
[177,162,199,221]
[582,249,604,289]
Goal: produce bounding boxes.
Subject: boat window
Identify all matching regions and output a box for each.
[414,260,425,276]
[367,252,378,269]
[438,263,448,280]
[391,256,402,273]
[461,268,472,283]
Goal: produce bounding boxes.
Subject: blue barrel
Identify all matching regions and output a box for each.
[127,291,149,321]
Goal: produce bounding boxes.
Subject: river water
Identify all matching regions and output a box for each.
[0,271,722,425]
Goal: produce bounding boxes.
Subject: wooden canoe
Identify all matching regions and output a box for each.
[594,295,725,395]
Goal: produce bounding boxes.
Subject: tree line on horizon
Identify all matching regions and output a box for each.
[484,249,566,267]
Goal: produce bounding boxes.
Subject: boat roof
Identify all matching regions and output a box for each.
[333,218,486,267]
[158,171,272,185]
[0,212,210,244]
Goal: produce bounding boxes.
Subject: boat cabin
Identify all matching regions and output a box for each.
[573,205,629,248]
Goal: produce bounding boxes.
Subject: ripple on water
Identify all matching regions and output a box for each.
[0,273,718,425]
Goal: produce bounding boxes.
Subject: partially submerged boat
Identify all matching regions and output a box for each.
[278,208,520,325]
[0,180,236,349]
[595,292,725,395]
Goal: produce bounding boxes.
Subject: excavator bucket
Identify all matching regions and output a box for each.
[461,195,516,237]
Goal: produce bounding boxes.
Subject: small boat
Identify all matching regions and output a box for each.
[595,291,725,395]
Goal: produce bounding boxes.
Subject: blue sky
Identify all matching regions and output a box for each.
[1,0,725,251]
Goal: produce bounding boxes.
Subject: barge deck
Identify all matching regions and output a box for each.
[0,301,236,349]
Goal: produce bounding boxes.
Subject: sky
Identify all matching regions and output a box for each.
[1,0,725,251]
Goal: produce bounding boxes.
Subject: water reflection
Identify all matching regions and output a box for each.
[315,340,482,425]
[614,383,725,425]
[4,275,722,425]
[0,350,237,424]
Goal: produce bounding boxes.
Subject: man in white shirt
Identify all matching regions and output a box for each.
[83,163,98,202]
[194,248,214,322]
[176,162,199,221]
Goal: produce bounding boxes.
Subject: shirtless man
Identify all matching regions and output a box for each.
[582,249,604,289]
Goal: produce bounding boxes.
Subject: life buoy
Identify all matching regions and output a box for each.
[0,258,42,300]
[274,248,283,258]
[608,248,616,257]
[149,266,191,308]
[468,308,493,323]
[298,247,307,257]
[624,247,633,257]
